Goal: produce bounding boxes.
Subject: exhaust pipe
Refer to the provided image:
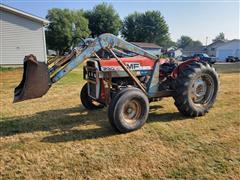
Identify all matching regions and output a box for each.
[13,55,51,103]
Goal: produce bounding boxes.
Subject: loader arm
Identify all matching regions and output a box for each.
[14,33,158,102]
[51,33,158,83]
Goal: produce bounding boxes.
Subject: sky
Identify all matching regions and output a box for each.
[2,0,240,45]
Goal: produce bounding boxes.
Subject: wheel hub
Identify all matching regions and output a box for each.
[194,79,207,98]
[191,74,214,104]
[123,100,141,122]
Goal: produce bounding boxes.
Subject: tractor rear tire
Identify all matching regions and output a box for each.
[108,88,149,133]
[80,83,104,110]
[173,61,219,117]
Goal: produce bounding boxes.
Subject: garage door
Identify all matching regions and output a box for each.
[217,49,233,60]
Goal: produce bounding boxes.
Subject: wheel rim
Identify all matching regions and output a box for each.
[123,99,141,124]
[190,74,214,105]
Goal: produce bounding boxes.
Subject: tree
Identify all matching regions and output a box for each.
[187,40,203,50]
[46,8,90,55]
[191,40,203,48]
[177,36,203,50]
[121,11,170,46]
[161,37,177,48]
[85,3,122,37]
[212,32,226,42]
[177,36,193,49]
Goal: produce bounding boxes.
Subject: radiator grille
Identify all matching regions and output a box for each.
[86,61,96,68]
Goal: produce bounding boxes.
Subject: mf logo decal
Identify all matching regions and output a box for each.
[126,63,140,70]
[101,63,151,71]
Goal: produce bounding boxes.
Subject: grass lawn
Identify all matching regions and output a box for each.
[0,63,239,179]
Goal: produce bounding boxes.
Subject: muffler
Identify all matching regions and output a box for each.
[13,54,51,103]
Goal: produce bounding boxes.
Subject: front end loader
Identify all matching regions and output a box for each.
[14,33,219,133]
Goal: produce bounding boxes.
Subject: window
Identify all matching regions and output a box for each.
[202,53,209,57]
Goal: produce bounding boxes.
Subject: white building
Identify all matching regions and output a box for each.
[131,42,162,56]
[0,4,49,65]
[205,40,226,57]
[167,47,183,58]
[216,39,240,61]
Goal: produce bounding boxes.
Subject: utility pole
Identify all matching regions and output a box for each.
[205,36,208,46]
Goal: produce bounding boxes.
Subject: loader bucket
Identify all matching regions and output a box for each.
[13,54,51,103]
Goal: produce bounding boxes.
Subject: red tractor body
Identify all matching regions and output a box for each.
[14,33,219,133]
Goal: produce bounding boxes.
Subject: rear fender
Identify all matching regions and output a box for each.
[171,59,199,79]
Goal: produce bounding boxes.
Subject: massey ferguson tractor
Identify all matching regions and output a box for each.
[14,33,219,133]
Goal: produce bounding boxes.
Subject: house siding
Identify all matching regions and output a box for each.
[0,10,46,65]
[216,40,240,60]
[205,41,225,57]
[182,49,204,56]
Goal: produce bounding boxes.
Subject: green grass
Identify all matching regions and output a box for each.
[0,66,22,72]
[0,63,239,179]
[213,62,240,73]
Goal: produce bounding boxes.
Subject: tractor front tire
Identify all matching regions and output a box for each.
[173,61,219,117]
[108,88,149,133]
[80,83,104,110]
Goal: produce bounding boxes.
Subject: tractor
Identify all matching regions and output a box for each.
[14,33,219,133]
